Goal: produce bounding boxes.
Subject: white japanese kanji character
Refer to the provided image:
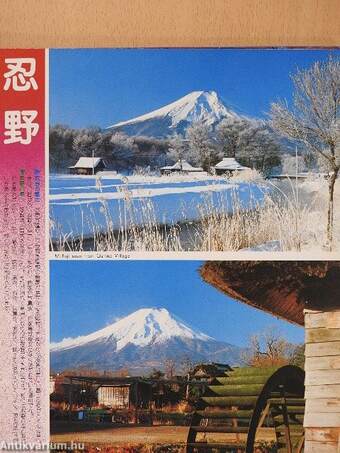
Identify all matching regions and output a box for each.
[4,110,39,145]
[3,58,38,91]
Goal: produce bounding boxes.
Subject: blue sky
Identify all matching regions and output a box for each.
[50,48,339,128]
[50,260,303,347]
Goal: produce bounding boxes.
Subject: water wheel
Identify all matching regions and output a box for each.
[186,365,305,453]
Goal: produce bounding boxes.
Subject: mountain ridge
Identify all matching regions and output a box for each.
[50,308,244,373]
[107,90,240,138]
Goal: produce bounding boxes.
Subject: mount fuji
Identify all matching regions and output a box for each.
[50,308,244,373]
[107,91,240,138]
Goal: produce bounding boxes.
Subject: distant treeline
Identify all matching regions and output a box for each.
[49,125,169,172]
[49,119,291,175]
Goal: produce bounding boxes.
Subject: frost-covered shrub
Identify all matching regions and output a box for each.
[50,176,335,252]
[131,166,160,177]
[229,168,265,184]
[281,154,307,175]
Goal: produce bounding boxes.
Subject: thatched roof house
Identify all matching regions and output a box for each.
[214,157,250,175]
[190,362,232,380]
[201,261,340,326]
[200,261,340,453]
[69,157,107,175]
[160,160,203,175]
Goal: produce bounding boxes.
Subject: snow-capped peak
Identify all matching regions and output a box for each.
[50,307,213,353]
[107,90,238,133]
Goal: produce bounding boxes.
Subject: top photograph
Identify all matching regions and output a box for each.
[49,48,340,253]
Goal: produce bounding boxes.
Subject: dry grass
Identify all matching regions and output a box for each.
[81,444,186,453]
[229,168,265,184]
[50,177,332,252]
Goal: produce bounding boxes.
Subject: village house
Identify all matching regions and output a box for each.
[186,363,232,402]
[190,363,232,382]
[50,374,88,405]
[214,157,250,176]
[98,384,130,408]
[68,157,107,175]
[97,379,152,410]
[66,375,152,411]
[200,260,340,453]
[160,160,203,175]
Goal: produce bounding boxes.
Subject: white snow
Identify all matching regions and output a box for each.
[215,157,250,171]
[108,90,238,130]
[49,174,266,239]
[161,160,203,172]
[50,182,237,204]
[50,308,212,352]
[241,240,282,252]
[69,157,104,169]
[51,172,214,183]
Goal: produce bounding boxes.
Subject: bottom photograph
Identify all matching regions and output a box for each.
[50,261,340,453]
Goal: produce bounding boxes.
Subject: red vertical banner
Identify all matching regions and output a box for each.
[0,49,48,448]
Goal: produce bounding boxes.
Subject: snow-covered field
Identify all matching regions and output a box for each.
[49,171,339,252]
[49,172,266,241]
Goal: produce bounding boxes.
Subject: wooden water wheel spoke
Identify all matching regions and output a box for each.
[186,365,305,453]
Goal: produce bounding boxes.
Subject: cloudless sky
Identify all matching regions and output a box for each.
[50,48,339,128]
[50,260,303,347]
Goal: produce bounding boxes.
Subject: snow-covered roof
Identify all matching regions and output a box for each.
[214,157,249,171]
[161,160,203,172]
[69,157,104,169]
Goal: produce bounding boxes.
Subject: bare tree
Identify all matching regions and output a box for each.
[179,356,194,376]
[179,356,194,400]
[166,133,188,169]
[49,124,78,170]
[281,154,308,175]
[186,121,218,172]
[216,118,282,175]
[238,123,282,175]
[72,127,102,157]
[270,57,340,248]
[216,117,249,157]
[110,132,136,160]
[289,344,305,369]
[164,358,176,378]
[243,327,294,368]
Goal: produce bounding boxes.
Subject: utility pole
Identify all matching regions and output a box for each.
[295,145,299,206]
[92,149,95,176]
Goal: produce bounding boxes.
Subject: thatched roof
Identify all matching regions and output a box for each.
[200,261,340,326]
[161,160,203,172]
[69,157,105,169]
[214,157,249,171]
